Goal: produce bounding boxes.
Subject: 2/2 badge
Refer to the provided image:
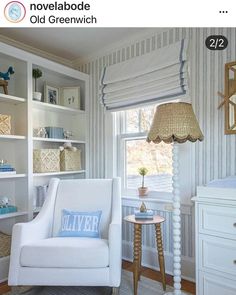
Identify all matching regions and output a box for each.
[205,35,228,50]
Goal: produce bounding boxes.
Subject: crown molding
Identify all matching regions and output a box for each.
[0,34,74,68]
[73,27,170,67]
[0,28,171,70]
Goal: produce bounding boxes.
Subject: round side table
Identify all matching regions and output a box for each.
[124,215,166,295]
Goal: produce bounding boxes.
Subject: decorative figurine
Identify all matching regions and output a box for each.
[0,66,15,95]
[0,66,15,80]
[64,130,73,139]
[59,142,77,152]
[0,196,10,208]
[140,202,147,212]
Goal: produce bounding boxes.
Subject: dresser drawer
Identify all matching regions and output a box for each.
[199,204,236,239]
[198,271,236,295]
[199,234,236,279]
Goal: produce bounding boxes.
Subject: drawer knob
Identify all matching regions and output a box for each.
[234,223,236,227]
[234,260,236,264]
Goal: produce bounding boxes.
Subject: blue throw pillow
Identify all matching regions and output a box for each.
[58,209,102,238]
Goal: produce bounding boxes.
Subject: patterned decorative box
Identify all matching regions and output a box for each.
[0,114,11,135]
[60,150,81,171]
[33,149,60,173]
[45,127,64,139]
[0,232,11,258]
[0,206,17,215]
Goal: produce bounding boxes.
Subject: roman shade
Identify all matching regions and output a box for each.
[100,39,188,111]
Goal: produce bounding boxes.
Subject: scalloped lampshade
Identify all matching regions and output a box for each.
[147,102,204,144]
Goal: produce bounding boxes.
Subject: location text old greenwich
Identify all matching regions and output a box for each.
[30,15,97,24]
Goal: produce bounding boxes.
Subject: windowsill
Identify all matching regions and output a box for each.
[122,192,193,215]
[122,190,173,203]
[122,191,173,212]
[122,194,173,204]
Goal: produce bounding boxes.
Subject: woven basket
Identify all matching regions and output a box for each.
[0,232,11,258]
[0,114,11,135]
[33,149,60,173]
[60,150,81,171]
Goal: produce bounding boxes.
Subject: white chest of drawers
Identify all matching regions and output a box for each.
[193,185,236,295]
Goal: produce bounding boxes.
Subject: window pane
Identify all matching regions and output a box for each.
[125,139,172,192]
[124,105,156,133]
[125,108,139,133]
[139,106,156,132]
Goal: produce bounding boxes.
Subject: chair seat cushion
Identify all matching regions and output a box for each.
[20,237,109,268]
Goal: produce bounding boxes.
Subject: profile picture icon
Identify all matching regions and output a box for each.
[4,1,26,23]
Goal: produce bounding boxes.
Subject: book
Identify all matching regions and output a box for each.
[135,215,153,219]
[0,171,16,175]
[134,209,154,220]
[0,164,12,169]
[134,209,154,216]
[0,168,15,172]
[0,206,17,215]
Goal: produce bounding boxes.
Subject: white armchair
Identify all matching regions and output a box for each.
[8,178,122,293]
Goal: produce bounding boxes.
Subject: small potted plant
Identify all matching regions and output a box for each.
[32,68,43,101]
[138,167,148,196]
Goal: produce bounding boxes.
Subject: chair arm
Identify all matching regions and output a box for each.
[15,177,60,243]
[8,218,53,285]
[8,178,60,285]
[109,222,122,287]
[12,217,52,244]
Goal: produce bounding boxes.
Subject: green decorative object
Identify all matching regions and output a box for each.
[138,167,149,197]
[138,167,148,188]
[32,68,43,101]
[32,68,42,92]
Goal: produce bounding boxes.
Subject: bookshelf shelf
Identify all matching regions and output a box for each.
[33,170,86,177]
[0,211,28,220]
[0,173,26,179]
[33,137,85,144]
[0,93,26,104]
[0,135,26,141]
[32,101,85,115]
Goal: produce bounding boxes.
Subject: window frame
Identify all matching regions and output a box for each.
[116,109,173,198]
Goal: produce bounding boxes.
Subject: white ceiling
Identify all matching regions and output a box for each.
[0,28,150,61]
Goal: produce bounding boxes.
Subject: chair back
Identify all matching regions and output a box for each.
[52,179,113,238]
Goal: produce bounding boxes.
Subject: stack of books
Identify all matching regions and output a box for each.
[0,205,17,215]
[134,209,154,220]
[0,163,16,175]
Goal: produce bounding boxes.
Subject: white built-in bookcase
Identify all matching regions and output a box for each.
[0,42,89,281]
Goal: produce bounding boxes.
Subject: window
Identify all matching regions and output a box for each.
[117,105,173,195]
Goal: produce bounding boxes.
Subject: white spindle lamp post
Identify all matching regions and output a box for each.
[147,102,203,295]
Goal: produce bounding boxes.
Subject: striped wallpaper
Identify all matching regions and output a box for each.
[78,28,236,190]
[77,28,236,278]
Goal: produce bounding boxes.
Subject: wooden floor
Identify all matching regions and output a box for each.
[0,282,10,295]
[122,260,196,295]
[0,260,196,295]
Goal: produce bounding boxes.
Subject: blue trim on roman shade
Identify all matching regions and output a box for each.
[100,39,188,111]
[100,66,107,108]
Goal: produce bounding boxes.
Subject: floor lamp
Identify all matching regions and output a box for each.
[147,102,203,295]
